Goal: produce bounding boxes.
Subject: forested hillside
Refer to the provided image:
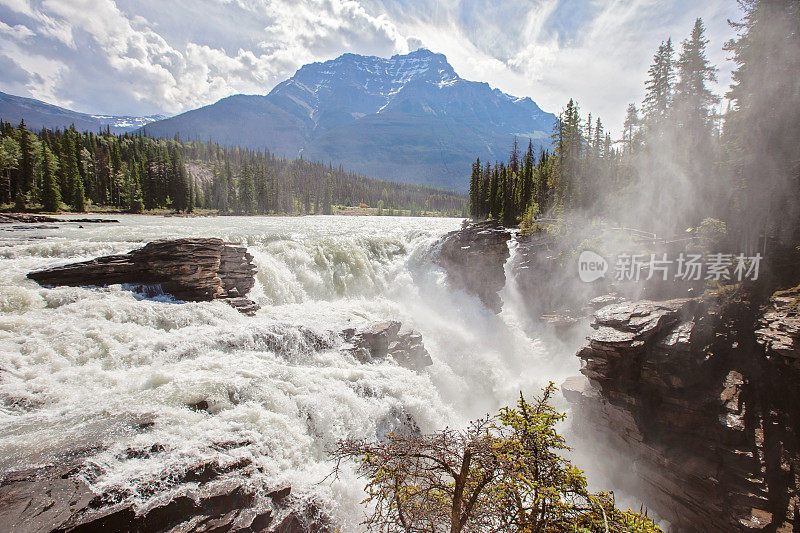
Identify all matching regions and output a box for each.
[0,123,466,216]
[469,6,800,250]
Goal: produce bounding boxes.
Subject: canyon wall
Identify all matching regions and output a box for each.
[437,222,800,531]
[563,291,799,531]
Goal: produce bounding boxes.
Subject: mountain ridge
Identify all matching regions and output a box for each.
[0,91,165,133]
[143,49,556,192]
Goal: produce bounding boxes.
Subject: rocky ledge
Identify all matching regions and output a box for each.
[435,220,511,313]
[0,447,329,533]
[27,238,259,315]
[563,295,800,531]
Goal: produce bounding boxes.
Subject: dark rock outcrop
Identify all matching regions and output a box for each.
[27,238,259,315]
[435,221,511,312]
[564,295,800,531]
[344,321,433,370]
[0,213,119,224]
[0,448,329,533]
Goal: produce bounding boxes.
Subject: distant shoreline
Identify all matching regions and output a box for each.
[0,206,464,219]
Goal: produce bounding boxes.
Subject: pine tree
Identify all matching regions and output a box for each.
[41,146,60,212]
[509,137,520,174]
[489,166,500,219]
[16,120,35,210]
[0,135,20,205]
[237,161,255,214]
[623,104,639,152]
[225,160,236,214]
[322,175,333,215]
[501,169,517,225]
[468,158,480,218]
[643,39,675,126]
[71,174,86,212]
[593,118,604,157]
[674,18,719,130]
[60,133,79,206]
[724,0,800,246]
[521,140,534,214]
[128,164,144,213]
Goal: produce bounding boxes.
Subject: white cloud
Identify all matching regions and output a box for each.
[363,0,741,132]
[0,20,34,40]
[0,0,742,132]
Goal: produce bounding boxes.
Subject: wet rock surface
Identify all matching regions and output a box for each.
[344,321,433,370]
[0,448,329,533]
[27,238,259,315]
[435,220,511,313]
[564,295,800,532]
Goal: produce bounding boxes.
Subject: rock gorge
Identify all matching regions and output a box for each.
[435,222,800,531]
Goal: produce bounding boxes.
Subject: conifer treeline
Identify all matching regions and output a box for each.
[0,124,466,216]
[469,6,800,249]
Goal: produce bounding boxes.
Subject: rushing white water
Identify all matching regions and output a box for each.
[0,214,581,529]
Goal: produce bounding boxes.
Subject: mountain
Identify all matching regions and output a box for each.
[0,91,165,133]
[143,50,556,192]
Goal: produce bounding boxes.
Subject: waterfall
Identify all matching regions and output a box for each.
[0,214,578,529]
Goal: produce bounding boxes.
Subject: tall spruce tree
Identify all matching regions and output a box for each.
[41,146,60,212]
[724,0,800,247]
[237,161,255,214]
[16,121,35,210]
[71,173,86,212]
[623,104,640,153]
[674,19,719,129]
[643,39,675,127]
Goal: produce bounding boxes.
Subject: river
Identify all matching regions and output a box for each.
[0,214,581,529]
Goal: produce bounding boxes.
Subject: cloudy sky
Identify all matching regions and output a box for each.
[0,0,743,132]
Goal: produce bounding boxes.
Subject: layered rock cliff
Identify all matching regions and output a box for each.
[563,292,800,531]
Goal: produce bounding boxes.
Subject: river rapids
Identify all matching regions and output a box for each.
[0,215,580,530]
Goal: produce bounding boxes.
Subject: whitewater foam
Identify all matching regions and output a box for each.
[0,215,580,529]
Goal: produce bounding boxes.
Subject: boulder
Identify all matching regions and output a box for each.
[435,220,511,313]
[345,322,432,370]
[27,238,259,315]
[388,332,434,371]
[350,321,402,359]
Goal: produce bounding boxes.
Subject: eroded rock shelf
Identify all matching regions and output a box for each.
[27,238,259,314]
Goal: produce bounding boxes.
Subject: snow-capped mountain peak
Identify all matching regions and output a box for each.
[142,50,555,192]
